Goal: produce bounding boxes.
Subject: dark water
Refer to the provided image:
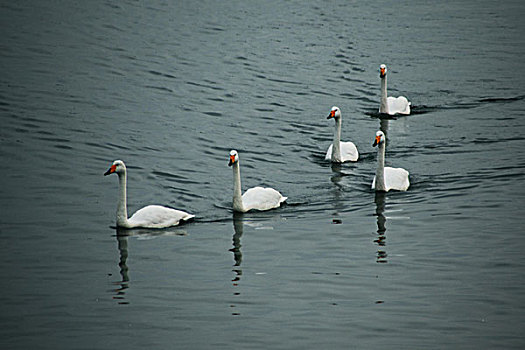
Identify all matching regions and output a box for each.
[1,0,525,348]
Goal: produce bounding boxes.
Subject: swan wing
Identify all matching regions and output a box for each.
[387,96,411,115]
[242,187,287,212]
[325,144,333,160]
[325,143,358,162]
[128,205,195,228]
[339,141,359,162]
[384,167,410,191]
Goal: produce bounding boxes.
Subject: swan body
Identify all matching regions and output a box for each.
[104,160,194,228]
[324,106,359,162]
[379,64,411,115]
[228,150,287,213]
[372,131,410,192]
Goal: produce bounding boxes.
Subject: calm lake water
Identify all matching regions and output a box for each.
[1,0,525,349]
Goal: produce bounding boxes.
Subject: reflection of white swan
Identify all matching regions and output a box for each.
[379,64,411,115]
[104,160,195,228]
[325,106,359,162]
[232,214,243,268]
[228,150,287,212]
[372,131,410,192]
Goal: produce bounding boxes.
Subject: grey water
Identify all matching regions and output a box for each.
[1,0,524,348]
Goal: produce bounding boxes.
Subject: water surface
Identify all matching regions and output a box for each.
[1,0,524,349]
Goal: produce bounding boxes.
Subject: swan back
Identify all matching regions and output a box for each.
[387,96,411,115]
[242,187,287,212]
[325,143,359,162]
[372,167,410,192]
[127,205,195,228]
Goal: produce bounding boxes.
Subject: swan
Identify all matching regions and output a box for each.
[372,131,410,192]
[325,106,359,162]
[104,160,195,228]
[228,150,287,212]
[379,64,411,115]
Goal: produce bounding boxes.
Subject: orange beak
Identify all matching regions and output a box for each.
[104,164,117,176]
[373,135,381,147]
[228,155,236,166]
[380,67,386,78]
[327,110,336,119]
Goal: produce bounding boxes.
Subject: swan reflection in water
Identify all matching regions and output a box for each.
[329,162,349,224]
[231,213,243,276]
[111,227,188,304]
[230,213,244,316]
[112,228,131,304]
[374,192,388,263]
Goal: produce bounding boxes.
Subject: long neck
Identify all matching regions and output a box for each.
[116,171,129,226]
[331,117,342,162]
[375,142,387,191]
[232,162,244,212]
[380,76,388,114]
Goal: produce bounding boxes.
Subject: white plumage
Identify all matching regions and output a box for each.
[124,205,194,229]
[379,64,411,115]
[104,160,194,228]
[372,167,410,192]
[372,131,410,192]
[325,106,359,162]
[228,150,287,213]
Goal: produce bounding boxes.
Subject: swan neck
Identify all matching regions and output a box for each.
[232,162,244,212]
[380,76,389,114]
[116,171,129,227]
[376,142,387,191]
[331,117,342,162]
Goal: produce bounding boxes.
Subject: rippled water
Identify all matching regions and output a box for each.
[1,0,525,349]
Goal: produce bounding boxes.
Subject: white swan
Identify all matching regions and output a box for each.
[228,150,287,212]
[325,106,359,162]
[379,64,411,115]
[372,131,410,192]
[104,160,195,228]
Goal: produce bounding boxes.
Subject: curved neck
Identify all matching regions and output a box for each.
[331,117,342,162]
[232,162,244,212]
[375,142,387,191]
[116,171,129,226]
[380,76,388,114]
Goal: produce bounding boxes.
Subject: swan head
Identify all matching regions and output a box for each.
[104,160,126,176]
[228,150,239,166]
[379,64,387,78]
[373,130,385,147]
[327,106,341,120]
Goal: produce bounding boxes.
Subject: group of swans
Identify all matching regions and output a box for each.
[325,63,410,188]
[105,64,411,229]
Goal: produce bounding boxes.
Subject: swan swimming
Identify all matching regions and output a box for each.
[228,150,287,212]
[325,106,359,162]
[379,64,411,115]
[372,131,410,192]
[104,160,195,228]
